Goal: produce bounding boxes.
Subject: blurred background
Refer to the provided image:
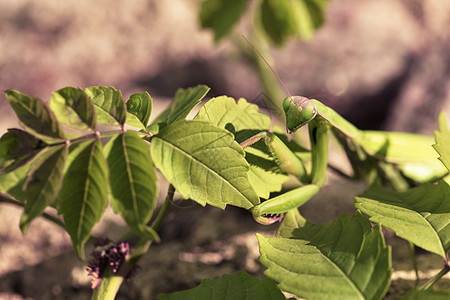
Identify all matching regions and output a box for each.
[0,0,449,299]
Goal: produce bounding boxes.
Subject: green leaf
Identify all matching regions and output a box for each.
[5,90,65,141]
[355,181,450,257]
[276,209,306,237]
[150,120,259,209]
[195,96,271,132]
[433,112,450,171]
[258,212,391,300]
[0,163,29,201]
[58,139,108,259]
[0,129,46,174]
[152,85,210,125]
[104,131,159,241]
[248,165,288,199]
[401,288,450,300]
[125,92,152,130]
[260,0,328,45]
[84,86,126,126]
[200,0,249,42]
[157,271,285,300]
[50,87,96,131]
[20,145,68,233]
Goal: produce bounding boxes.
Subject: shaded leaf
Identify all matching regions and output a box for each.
[5,89,64,141]
[126,92,152,130]
[84,86,126,126]
[0,163,29,202]
[150,120,259,209]
[50,87,96,131]
[0,129,46,174]
[258,212,391,300]
[433,112,450,171]
[58,139,108,259]
[153,85,210,125]
[200,0,249,42]
[276,209,306,238]
[355,181,450,257]
[20,145,68,233]
[260,0,328,45]
[104,131,159,241]
[157,271,285,300]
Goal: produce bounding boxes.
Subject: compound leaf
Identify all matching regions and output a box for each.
[433,112,450,171]
[355,181,450,258]
[104,131,159,241]
[200,0,249,42]
[150,120,259,209]
[50,87,96,131]
[58,139,108,259]
[152,85,210,125]
[258,212,391,300]
[84,86,126,126]
[5,90,64,141]
[157,271,285,300]
[20,144,68,233]
[126,92,152,130]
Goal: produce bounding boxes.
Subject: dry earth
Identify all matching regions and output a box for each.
[0,0,449,299]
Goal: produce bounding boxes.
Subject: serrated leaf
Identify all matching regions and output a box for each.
[355,181,450,257]
[433,112,450,171]
[5,90,64,141]
[153,85,210,125]
[258,212,391,300]
[248,165,288,199]
[195,96,271,132]
[260,0,328,45]
[150,120,259,209]
[157,271,285,300]
[126,92,152,130]
[200,0,249,42]
[50,87,96,131]
[0,128,46,174]
[401,288,450,300]
[104,131,159,241]
[58,139,108,259]
[20,145,68,233]
[84,86,126,126]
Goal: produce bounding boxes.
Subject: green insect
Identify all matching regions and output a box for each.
[242,38,448,224]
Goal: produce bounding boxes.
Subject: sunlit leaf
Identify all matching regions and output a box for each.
[433,112,450,171]
[104,131,159,241]
[157,271,285,300]
[200,0,249,42]
[126,92,152,130]
[258,212,391,300]
[58,139,108,259]
[248,165,288,199]
[20,145,68,233]
[355,181,450,257]
[5,89,64,141]
[0,129,46,174]
[150,120,259,209]
[84,86,126,126]
[152,85,210,125]
[50,87,96,131]
[0,163,29,202]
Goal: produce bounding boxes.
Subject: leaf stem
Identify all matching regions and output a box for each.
[418,261,450,290]
[0,193,66,230]
[151,184,174,231]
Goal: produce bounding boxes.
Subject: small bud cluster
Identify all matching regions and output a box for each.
[86,238,138,289]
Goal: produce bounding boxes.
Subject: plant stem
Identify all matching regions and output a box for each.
[0,193,66,230]
[151,184,174,231]
[91,270,123,300]
[408,242,419,286]
[418,262,450,290]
